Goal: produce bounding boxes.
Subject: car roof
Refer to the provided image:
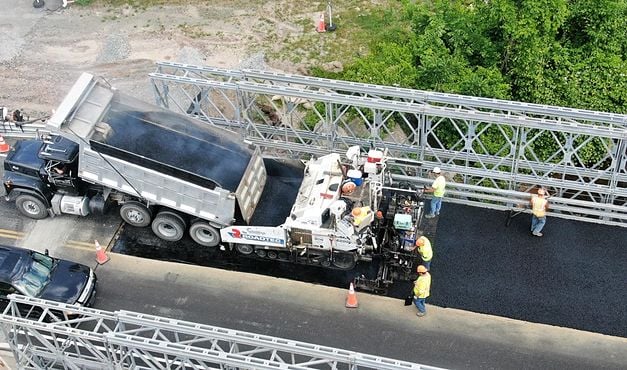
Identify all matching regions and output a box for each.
[0,245,29,283]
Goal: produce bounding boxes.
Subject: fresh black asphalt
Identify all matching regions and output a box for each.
[109,155,627,338]
[114,199,627,338]
[429,202,627,338]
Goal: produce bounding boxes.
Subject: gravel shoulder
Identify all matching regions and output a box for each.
[0,0,315,117]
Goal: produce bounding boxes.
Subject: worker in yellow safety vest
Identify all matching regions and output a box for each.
[424,167,446,218]
[415,236,433,270]
[530,188,549,237]
[413,265,431,317]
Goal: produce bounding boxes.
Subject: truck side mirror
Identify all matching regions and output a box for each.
[44,249,49,256]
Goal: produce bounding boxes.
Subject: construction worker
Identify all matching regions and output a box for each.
[530,188,549,237]
[413,265,431,317]
[415,236,432,270]
[424,167,446,218]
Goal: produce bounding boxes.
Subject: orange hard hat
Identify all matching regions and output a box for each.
[415,237,424,246]
[352,208,362,216]
[417,265,428,273]
[375,210,383,219]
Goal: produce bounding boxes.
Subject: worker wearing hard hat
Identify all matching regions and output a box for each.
[415,236,432,270]
[424,167,446,218]
[413,265,431,317]
[530,188,549,237]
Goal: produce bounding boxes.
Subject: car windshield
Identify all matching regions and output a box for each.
[12,252,54,297]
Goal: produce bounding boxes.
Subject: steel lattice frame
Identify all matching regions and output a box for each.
[0,120,46,139]
[0,295,440,370]
[149,62,627,227]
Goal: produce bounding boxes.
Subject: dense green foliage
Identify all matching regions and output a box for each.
[322,0,626,165]
[336,0,627,111]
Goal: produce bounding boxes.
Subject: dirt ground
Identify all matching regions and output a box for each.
[0,0,328,117]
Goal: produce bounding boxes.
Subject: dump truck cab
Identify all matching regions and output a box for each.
[3,139,54,214]
[3,134,105,220]
[37,135,81,190]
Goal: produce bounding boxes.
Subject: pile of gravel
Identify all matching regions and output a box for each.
[97,34,131,64]
[237,52,268,71]
[174,46,206,66]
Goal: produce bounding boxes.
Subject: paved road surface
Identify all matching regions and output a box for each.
[431,202,627,338]
[1,150,626,368]
[109,198,627,338]
[90,251,626,369]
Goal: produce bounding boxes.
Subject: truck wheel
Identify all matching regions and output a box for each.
[15,195,48,220]
[235,244,254,255]
[120,202,152,227]
[189,221,220,247]
[152,212,186,242]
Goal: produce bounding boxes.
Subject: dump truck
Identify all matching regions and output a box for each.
[3,73,426,292]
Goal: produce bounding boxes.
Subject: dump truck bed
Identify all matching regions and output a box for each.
[96,101,251,192]
[47,73,266,226]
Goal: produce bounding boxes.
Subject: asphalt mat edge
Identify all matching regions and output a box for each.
[430,202,627,338]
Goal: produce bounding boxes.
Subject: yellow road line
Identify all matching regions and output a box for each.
[0,233,23,240]
[0,229,25,237]
[65,240,98,251]
[0,229,25,240]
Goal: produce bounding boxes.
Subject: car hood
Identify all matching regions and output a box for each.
[38,261,90,304]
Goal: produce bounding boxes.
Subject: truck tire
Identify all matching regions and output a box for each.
[235,244,254,255]
[189,221,220,247]
[152,212,186,242]
[15,194,49,220]
[120,202,152,227]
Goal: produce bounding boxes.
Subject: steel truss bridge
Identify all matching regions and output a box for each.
[2,63,625,368]
[149,61,627,227]
[0,295,440,370]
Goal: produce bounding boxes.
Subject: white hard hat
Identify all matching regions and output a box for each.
[433,167,441,174]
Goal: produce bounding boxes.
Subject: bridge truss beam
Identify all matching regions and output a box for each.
[0,295,440,370]
[149,62,627,227]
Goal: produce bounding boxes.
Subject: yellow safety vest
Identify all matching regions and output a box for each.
[353,206,372,227]
[413,273,431,299]
[418,237,432,262]
[432,176,446,197]
[531,195,547,217]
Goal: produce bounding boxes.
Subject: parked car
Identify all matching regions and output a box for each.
[0,245,97,310]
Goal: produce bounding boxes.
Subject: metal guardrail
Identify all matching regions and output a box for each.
[391,173,627,228]
[149,63,627,227]
[0,295,444,370]
[0,120,47,138]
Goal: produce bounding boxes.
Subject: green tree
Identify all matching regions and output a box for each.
[335,0,627,112]
[325,0,626,170]
[341,42,418,87]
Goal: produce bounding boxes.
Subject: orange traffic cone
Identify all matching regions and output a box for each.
[95,240,110,265]
[316,13,326,33]
[0,135,10,153]
[345,282,359,308]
